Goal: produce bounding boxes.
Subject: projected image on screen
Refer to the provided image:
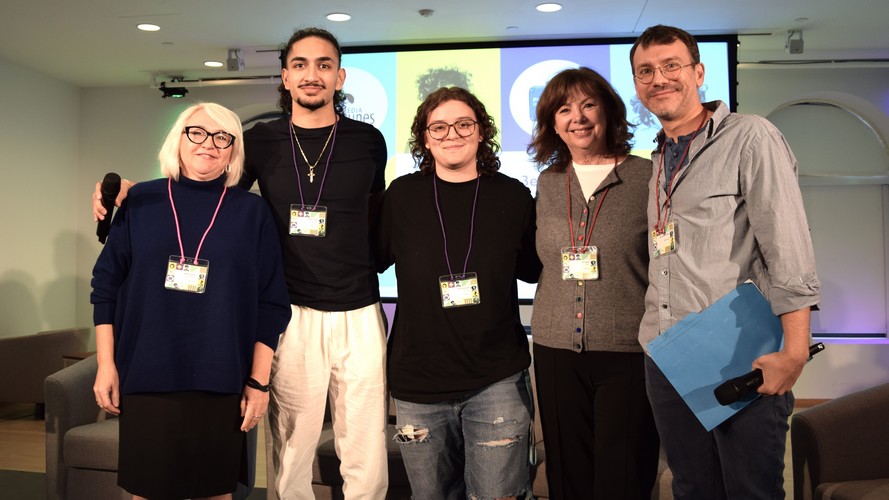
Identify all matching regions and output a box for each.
[339,37,737,301]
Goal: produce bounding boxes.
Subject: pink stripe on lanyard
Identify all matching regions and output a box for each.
[167,177,227,264]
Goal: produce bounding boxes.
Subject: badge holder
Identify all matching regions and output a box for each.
[439,273,481,308]
[561,246,599,280]
[289,205,327,237]
[165,256,209,294]
[651,220,678,257]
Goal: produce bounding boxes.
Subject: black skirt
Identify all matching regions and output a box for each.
[118,391,246,499]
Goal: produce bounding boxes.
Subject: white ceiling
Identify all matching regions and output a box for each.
[2,0,888,88]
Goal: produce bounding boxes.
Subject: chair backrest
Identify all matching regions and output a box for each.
[0,327,90,404]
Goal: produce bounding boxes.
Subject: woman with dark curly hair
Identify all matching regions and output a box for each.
[527,67,660,499]
[377,87,542,499]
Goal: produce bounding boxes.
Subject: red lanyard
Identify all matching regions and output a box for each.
[566,158,615,251]
[168,177,227,265]
[653,110,708,234]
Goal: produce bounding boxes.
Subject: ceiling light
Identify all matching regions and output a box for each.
[159,82,188,99]
[326,12,351,22]
[536,3,562,13]
[204,61,224,68]
[137,23,160,32]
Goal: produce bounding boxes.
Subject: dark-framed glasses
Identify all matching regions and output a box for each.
[426,119,478,140]
[633,62,695,84]
[183,126,236,149]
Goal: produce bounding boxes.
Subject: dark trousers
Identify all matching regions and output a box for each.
[533,344,659,500]
[645,355,793,500]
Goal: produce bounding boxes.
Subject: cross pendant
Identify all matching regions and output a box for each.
[308,169,315,183]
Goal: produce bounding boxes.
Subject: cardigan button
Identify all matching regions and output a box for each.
[576,313,583,319]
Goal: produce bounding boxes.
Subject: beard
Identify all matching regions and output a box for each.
[295,96,327,111]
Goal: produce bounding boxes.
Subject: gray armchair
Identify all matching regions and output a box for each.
[0,327,90,417]
[791,382,889,500]
[45,354,258,500]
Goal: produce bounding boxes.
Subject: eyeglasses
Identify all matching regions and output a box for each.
[426,119,478,140]
[183,126,236,149]
[633,62,695,84]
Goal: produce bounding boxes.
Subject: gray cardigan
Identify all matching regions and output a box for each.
[531,154,651,352]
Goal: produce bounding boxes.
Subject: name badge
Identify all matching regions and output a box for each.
[165,256,209,294]
[651,220,677,257]
[289,205,327,237]
[439,273,481,308]
[561,246,599,280]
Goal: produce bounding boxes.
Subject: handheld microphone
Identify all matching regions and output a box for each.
[714,342,825,406]
[96,172,121,244]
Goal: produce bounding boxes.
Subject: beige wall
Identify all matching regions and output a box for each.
[0,59,81,337]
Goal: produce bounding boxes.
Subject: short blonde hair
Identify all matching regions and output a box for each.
[158,102,245,187]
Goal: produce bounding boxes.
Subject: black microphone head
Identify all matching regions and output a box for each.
[101,172,122,199]
[714,382,742,406]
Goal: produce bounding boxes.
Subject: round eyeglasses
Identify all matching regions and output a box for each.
[426,119,478,140]
[183,126,235,149]
[633,62,695,84]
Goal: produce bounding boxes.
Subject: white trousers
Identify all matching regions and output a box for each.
[268,303,388,500]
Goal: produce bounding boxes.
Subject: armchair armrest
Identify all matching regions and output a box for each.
[45,355,106,500]
[792,383,889,500]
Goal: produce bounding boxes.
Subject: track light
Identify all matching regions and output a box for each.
[159,82,188,99]
[786,30,804,54]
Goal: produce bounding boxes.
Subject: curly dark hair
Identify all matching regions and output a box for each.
[630,25,701,71]
[416,67,472,101]
[527,67,633,172]
[409,87,501,176]
[277,27,347,116]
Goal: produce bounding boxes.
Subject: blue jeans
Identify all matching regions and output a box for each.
[394,371,532,500]
[645,356,793,500]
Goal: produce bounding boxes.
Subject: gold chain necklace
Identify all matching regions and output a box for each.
[292,123,335,183]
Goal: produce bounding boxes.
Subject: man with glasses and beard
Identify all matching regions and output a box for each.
[631,25,820,500]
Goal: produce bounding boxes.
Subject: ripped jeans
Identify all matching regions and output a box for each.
[393,371,532,500]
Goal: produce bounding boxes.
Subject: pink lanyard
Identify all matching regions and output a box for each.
[167,177,227,264]
[566,159,615,251]
[653,110,708,234]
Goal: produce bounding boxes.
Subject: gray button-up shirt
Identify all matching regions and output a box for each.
[639,101,820,348]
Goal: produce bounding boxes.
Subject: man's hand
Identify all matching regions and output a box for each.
[753,307,811,395]
[93,179,133,221]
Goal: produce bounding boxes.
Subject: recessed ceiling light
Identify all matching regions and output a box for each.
[326,12,351,22]
[536,3,562,13]
[137,23,160,32]
[204,61,224,68]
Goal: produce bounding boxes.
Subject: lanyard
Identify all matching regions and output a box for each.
[433,173,480,278]
[567,159,614,251]
[167,177,227,265]
[653,110,708,234]
[287,117,338,209]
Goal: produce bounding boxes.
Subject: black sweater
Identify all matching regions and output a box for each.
[91,176,291,395]
[378,171,541,403]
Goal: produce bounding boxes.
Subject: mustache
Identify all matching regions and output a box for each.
[298,83,325,89]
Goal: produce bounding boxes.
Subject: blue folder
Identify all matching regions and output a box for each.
[645,282,784,431]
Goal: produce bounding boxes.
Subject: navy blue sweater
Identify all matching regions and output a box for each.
[91,175,291,395]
